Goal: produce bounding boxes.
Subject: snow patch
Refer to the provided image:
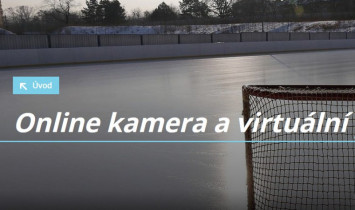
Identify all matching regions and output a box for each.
[55,20,355,35]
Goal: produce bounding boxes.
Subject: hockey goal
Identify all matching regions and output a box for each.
[242,85,355,210]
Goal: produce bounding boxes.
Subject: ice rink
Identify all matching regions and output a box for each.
[0,49,354,209]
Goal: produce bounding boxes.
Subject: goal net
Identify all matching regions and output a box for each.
[242,85,355,210]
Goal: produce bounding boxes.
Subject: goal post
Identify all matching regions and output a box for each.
[242,85,355,210]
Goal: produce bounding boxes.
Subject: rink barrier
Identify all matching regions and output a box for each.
[0,35,48,50]
[241,32,267,42]
[50,35,98,48]
[347,33,355,39]
[99,35,141,46]
[1,33,355,50]
[289,33,310,41]
[330,32,347,40]
[179,34,212,44]
[310,32,330,40]
[267,32,289,41]
[212,34,241,43]
[142,34,178,45]
[1,39,355,67]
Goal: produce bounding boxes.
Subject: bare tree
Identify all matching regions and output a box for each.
[131,8,142,20]
[0,0,4,27]
[4,6,37,33]
[43,0,77,24]
[143,10,151,19]
[179,0,211,18]
[209,0,233,18]
[6,6,35,23]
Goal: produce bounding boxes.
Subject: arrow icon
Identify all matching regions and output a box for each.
[20,83,27,91]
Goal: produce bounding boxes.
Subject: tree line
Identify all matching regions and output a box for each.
[2,0,355,34]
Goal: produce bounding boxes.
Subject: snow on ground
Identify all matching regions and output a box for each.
[0,28,15,35]
[56,24,242,35]
[56,20,355,35]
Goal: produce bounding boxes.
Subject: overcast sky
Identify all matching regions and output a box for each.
[2,0,179,14]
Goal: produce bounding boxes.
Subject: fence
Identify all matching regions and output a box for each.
[0,35,48,50]
[1,32,355,50]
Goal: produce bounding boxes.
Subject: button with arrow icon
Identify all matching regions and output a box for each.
[20,83,27,91]
[13,77,59,95]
